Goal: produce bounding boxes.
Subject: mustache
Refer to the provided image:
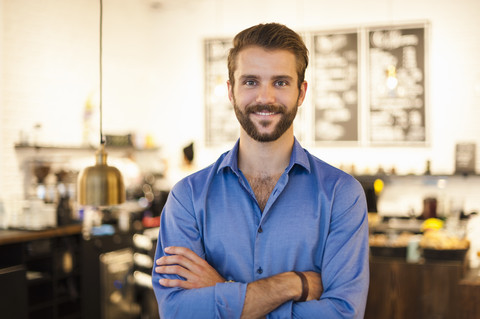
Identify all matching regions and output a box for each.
[245,104,285,114]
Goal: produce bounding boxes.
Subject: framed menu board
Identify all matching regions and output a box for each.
[313,31,359,142]
[367,25,427,143]
[204,38,237,146]
[455,142,476,174]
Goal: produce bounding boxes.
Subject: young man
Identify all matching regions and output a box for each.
[152,23,369,318]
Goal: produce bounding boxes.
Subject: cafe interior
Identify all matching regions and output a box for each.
[0,0,479,318]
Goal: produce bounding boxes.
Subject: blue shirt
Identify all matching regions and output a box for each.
[152,138,369,318]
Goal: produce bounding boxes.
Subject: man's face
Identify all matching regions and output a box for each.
[228,46,307,142]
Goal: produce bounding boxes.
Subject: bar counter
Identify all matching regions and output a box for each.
[0,224,84,318]
[1,225,479,318]
[0,223,82,245]
[366,256,480,319]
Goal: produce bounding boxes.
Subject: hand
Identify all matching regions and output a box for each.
[155,246,225,289]
[303,271,323,301]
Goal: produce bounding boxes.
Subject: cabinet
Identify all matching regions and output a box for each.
[0,225,82,319]
[81,232,134,319]
[0,243,28,319]
[365,258,469,319]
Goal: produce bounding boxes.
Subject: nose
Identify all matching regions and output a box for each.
[255,84,275,105]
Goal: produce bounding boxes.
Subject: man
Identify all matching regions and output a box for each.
[152,23,369,318]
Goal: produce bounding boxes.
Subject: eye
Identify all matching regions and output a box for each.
[244,80,257,86]
[275,80,288,87]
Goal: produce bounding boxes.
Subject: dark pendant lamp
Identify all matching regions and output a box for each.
[77,0,126,206]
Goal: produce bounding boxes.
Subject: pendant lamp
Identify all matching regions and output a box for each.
[77,0,125,206]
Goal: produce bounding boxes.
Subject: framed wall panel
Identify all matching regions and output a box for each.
[367,25,427,144]
[312,31,360,142]
[204,38,237,146]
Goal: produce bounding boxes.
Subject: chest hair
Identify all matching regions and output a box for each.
[245,173,282,212]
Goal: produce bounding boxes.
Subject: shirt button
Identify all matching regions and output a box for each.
[257,267,263,274]
[258,226,263,233]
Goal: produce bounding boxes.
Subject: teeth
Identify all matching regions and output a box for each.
[256,112,275,116]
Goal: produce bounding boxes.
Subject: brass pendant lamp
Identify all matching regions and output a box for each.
[77,0,125,206]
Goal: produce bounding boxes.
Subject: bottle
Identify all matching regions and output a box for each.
[425,160,431,175]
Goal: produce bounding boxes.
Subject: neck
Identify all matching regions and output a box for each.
[238,129,294,177]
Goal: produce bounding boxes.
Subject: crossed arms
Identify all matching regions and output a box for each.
[151,170,370,318]
[155,246,323,318]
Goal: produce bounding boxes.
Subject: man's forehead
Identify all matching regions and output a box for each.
[234,47,297,77]
[236,46,295,59]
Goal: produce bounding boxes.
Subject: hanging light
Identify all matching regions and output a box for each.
[77,0,125,206]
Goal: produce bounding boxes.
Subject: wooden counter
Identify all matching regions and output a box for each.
[366,257,480,319]
[0,224,83,319]
[458,268,480,319]
[0,223,82,246]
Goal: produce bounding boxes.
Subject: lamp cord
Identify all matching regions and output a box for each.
[99,0,104,145]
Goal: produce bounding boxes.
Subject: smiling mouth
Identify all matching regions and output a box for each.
[255,111,276,116]
[247,104,284,118]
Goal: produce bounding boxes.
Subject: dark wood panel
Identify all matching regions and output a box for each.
[420,262,463,318]
[458,273,480,319]
[366,258,466,319]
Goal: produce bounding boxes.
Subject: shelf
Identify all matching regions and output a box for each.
[14,143,159,152]
[0,224,82,246]
[26,271,52,285]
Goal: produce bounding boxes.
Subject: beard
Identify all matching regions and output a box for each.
[233,97,299,142]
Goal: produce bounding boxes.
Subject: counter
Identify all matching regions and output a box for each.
[2,224,478,318]
[366,256,480,319]
[0,223,82,246]
[0,224,83,319]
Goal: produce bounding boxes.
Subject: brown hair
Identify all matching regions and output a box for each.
[227,23,309,89]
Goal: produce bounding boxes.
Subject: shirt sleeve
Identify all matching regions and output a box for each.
[267,176,370,319]
[151,179,248,319]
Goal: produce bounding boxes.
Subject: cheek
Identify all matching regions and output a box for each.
[278,92,299,106]
[234,89,255,105]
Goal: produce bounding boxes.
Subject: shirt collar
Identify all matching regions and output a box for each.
[217,137,311,174]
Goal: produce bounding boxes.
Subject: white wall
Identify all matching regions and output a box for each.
[1,0,480,216]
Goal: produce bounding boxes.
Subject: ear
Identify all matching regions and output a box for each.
[227,80,234,103]
[297,81,308,107]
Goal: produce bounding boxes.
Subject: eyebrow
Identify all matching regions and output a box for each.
[238,74,294,82]
[272,75,294,82]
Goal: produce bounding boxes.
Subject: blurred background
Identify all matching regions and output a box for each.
[1,0,479,318]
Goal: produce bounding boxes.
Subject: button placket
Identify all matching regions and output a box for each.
[254,222,264,278]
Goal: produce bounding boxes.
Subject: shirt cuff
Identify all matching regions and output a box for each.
[214,282,248,319]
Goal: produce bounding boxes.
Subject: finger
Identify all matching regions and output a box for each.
[157,255,200,277]
[156,247,195,267]
[155,265,192,279]
[157,254,194,268]
[156,254,180,265]
[159,247,210,275]
[159,278,194,289]
[165,246,205,264]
